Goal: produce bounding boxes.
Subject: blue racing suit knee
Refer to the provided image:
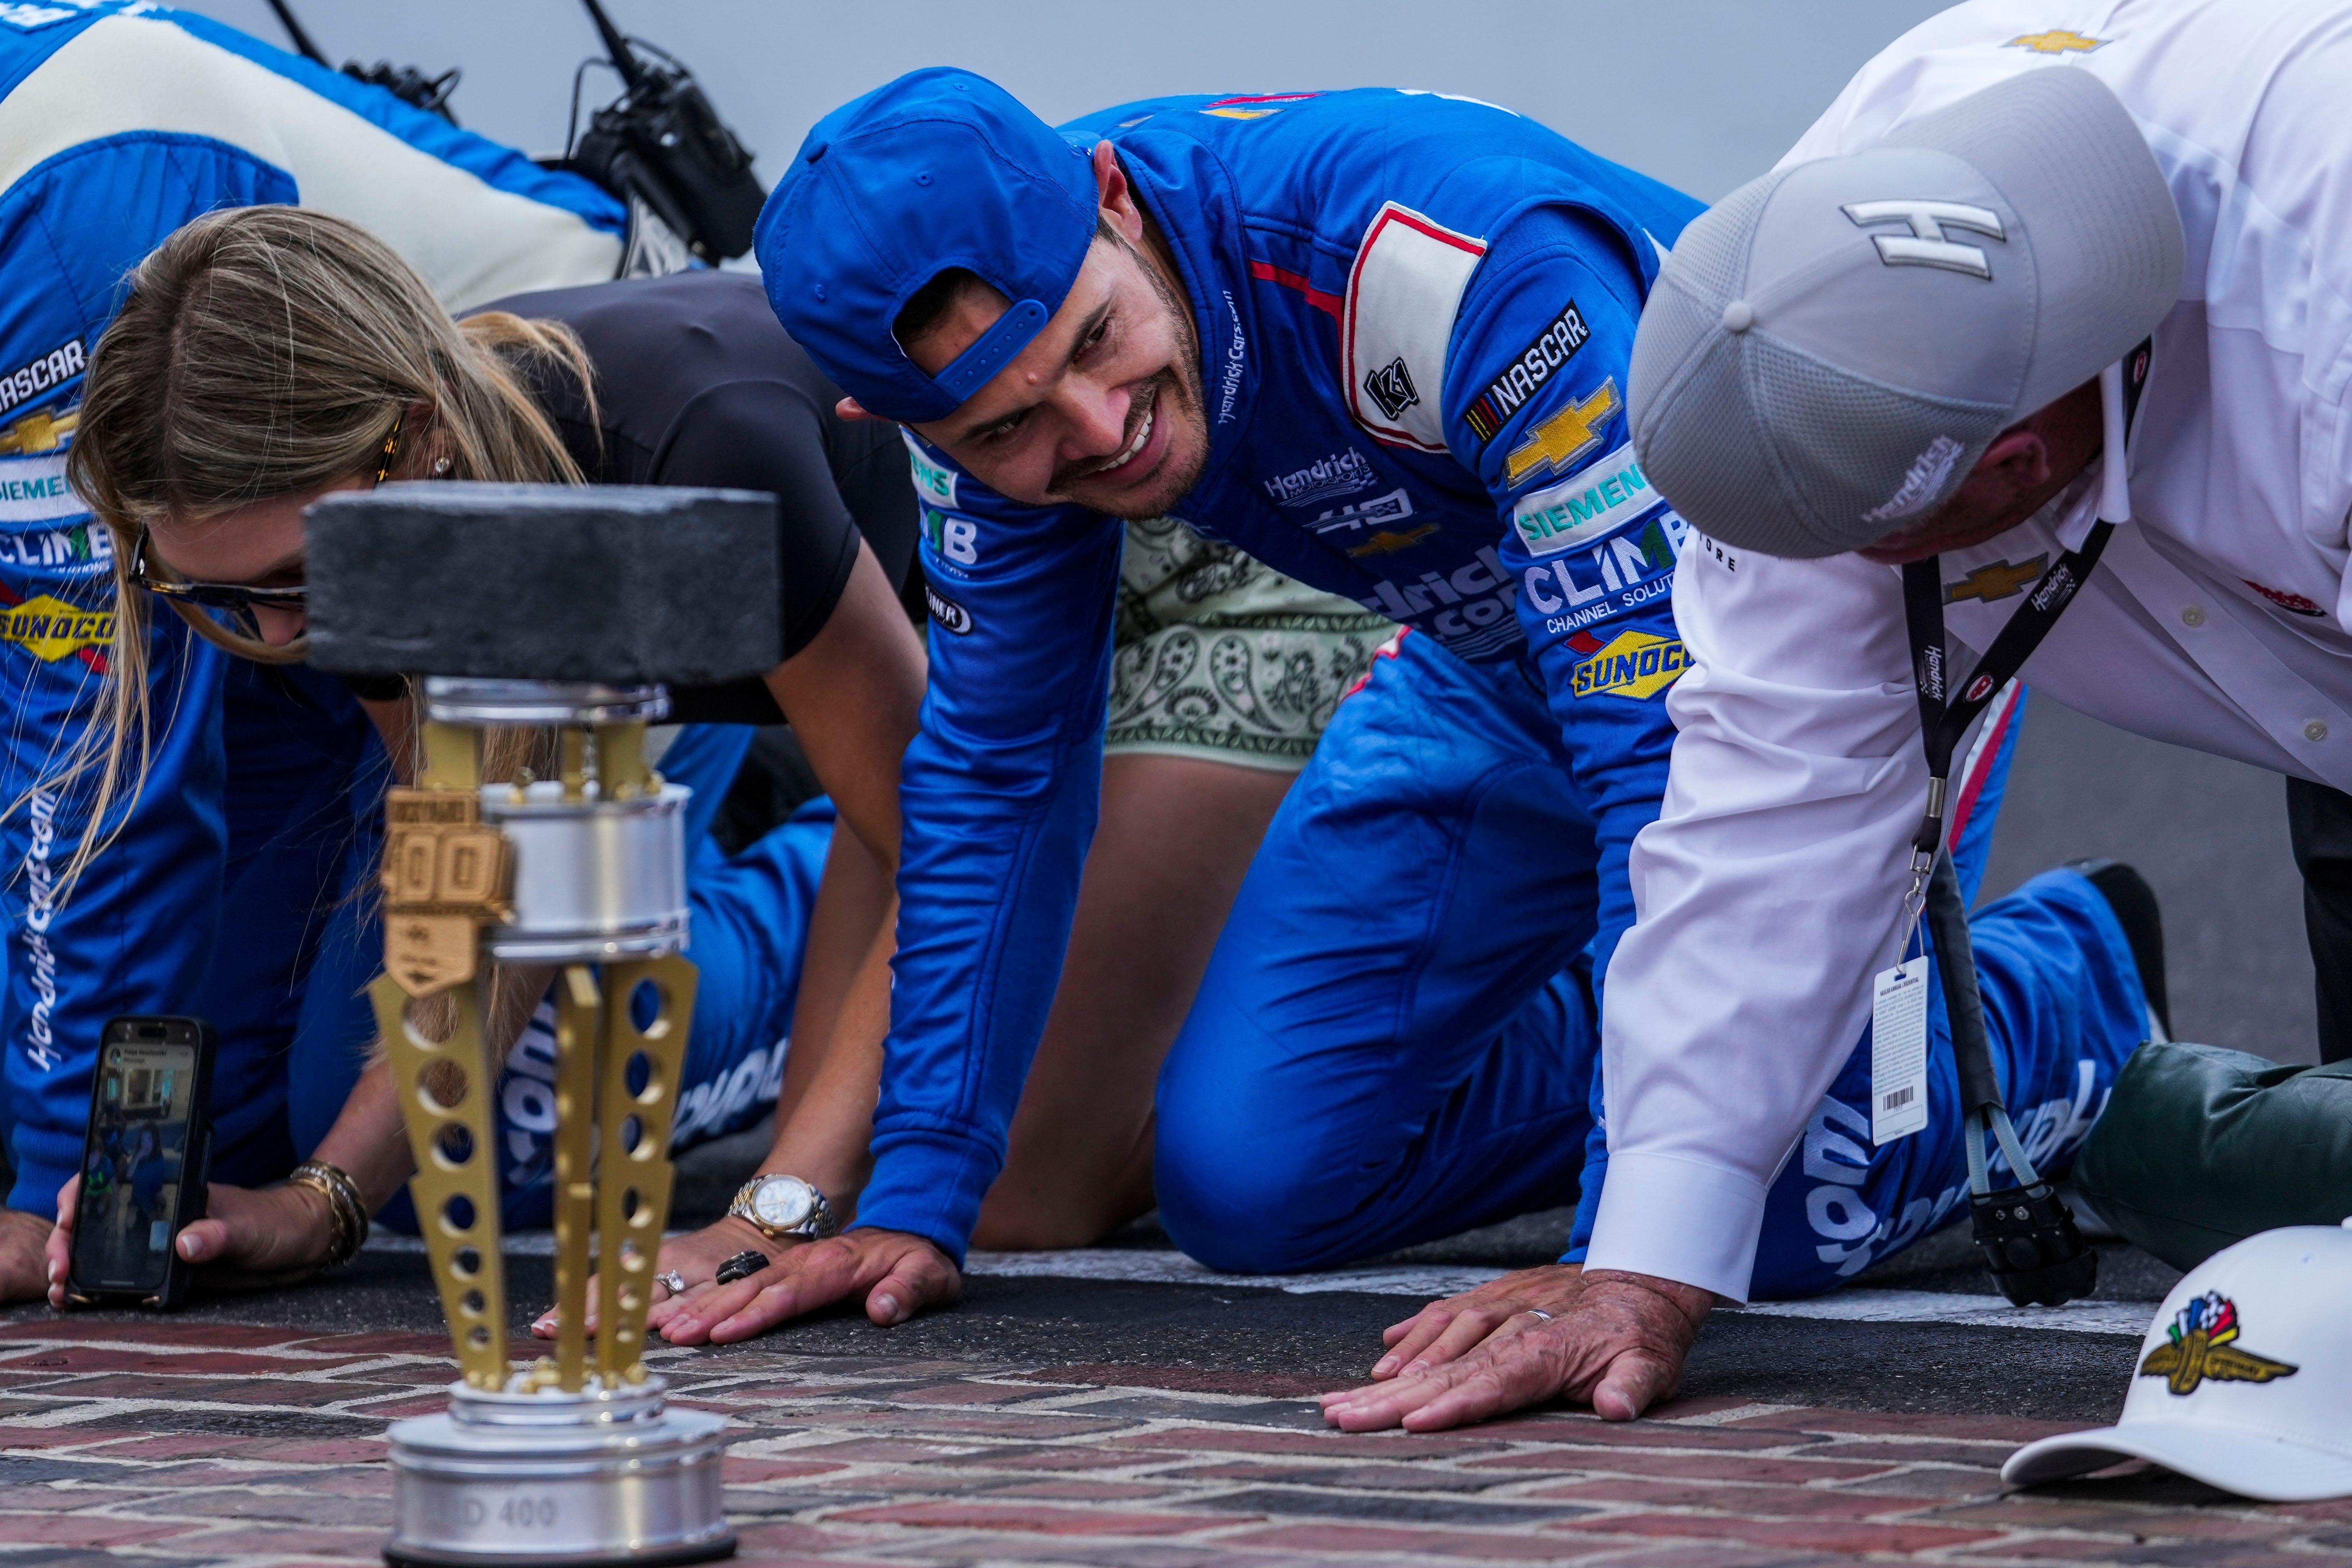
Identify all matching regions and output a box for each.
[0,1,628,1215]
[1155,633,1601,1272]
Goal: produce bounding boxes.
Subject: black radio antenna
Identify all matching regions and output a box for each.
[264,0,330,67]
[579,0,648,93]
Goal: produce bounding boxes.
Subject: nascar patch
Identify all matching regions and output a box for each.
[1466,301,1590,444]
[1570,628,1686,700]
[1513,441,1656,557]
[0,338,84,419]
[904,429,958,509]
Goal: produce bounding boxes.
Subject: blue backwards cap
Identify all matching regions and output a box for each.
[756,68,1099,423]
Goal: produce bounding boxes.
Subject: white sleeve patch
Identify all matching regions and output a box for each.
[1342,202,1485,453]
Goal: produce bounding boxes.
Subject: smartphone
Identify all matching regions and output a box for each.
[64,1016,215,1310]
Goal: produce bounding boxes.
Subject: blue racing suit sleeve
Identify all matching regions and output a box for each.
[852,440,1123,1261]
[1443,208,1688,1263]
[0,133,311,1214]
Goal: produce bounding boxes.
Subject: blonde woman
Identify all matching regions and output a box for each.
[37,207,924,1298]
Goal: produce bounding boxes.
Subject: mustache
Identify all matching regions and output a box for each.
[1050,372,1175,493]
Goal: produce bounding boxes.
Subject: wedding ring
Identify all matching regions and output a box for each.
[1523,1308,1554,1323]
[655,1270,688,1298]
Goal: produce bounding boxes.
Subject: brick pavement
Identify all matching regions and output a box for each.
[0,1316,2342,1566]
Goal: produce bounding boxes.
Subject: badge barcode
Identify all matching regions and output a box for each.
[1880,1086,1916,1111]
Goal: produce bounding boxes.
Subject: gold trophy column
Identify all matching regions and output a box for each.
[371,721,514,1391]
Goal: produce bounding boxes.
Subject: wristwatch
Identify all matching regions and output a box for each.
[728,1174,838,1241]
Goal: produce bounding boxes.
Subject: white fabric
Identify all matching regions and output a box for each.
[0,13,623,309]
[1590,0,2352,1301]
[1342,203,1485,452]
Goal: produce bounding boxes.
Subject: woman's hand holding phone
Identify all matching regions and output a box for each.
[47,1174,338,1304]
[0,1207,54,1302]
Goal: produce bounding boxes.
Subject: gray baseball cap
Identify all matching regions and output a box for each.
[1627,67,2184,559]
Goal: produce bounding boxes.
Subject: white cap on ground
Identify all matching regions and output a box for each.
[2004,1224,2352,1501]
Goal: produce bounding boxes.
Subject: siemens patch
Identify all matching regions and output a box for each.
[1514,443,1657,557]
[904,430,958,509]
[1571,629,1687,700]
[1465,301,1589,443]
[0,456,78,524]
[0,340,84,419]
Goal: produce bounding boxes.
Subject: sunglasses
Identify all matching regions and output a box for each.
[127,414,406,614]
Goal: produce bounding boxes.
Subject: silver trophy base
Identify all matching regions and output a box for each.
[384,1376,734,1567]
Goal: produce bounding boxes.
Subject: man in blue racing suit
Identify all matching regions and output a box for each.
[659,70,2155,1425]
[0,0,663,1294]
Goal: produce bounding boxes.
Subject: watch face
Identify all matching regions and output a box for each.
[751,1177,814,1230]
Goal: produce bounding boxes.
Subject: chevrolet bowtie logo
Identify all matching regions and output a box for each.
[1345,524,1439,557]
[1946,555,2048,606]
[0,405,76,456]
[2006,28,2107,53]
[1505,379,1619,487]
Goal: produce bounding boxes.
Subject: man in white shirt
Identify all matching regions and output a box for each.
[1327,0,2344,1432]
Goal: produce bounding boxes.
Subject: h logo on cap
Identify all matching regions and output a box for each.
[1842,200,2006,279]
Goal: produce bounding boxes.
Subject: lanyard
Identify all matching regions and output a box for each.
[1897,342,2152,888]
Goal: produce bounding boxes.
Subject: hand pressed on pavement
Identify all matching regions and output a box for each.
[1320,1269,1712,1432]
[656,1227,959,1345]
[532,1215,792,1340]
[1366,1263,1592,1382]
[0,1207,53,1303]
[44,1175,337,1305]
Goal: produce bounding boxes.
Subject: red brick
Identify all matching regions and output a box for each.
[1934,1498,2301,1539]
[723,1456,850,1482]
[1016,1364,1335,1398]
[0,1513,195,1545]
[829,1500,1226,1535]
[1548,1510,2002,1553]
[887,1382,1052,1407]
[979,1479,1185,1502]
[1952,1540,2333,1566]
[1794,1438,2014,1467]
[791,1408,1131,1439]
[49,1373,413,1407]
[0,1346,371,1375]
[1736,1407,2081,1443]
[281,1331,451,1356]
[1110,1426,1512,1460]
[1223,1522,1603,1561]
[775,1437,984,1463]
[0,1320,301,1348]
[1536,1476,1932,1520]
[949,1446,1160,1474]
[70,1433,244,1459]
[1476,1418,1822,1452]
[233,1438,391,1464]
[1831,1466,2011,1500]
[1488,1451,1902,1483]
[168,1524,385,1553]
[0,1427,142,1451]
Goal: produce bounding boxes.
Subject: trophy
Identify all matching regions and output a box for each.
[306,483,783,1567]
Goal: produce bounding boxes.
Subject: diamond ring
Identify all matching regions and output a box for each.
[655,1270,688,1298]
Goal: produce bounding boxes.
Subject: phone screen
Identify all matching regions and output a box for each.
[70,1037,198,1294]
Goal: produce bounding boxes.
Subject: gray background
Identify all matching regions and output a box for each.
[183,0,2319,1062]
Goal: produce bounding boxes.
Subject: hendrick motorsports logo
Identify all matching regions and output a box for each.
[1570,628,1687,700]
[0,592,111,665]
[2137,1292,2297,1396]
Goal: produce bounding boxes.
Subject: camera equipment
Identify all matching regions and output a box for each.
[265,0,461,124]
[556,0,767,263]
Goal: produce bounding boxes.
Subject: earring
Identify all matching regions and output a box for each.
[432,456,452,475]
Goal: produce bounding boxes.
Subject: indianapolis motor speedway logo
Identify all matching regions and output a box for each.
[2136,1292,2298,1395]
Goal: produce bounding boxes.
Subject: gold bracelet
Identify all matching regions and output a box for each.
[284,1159,370,1270]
